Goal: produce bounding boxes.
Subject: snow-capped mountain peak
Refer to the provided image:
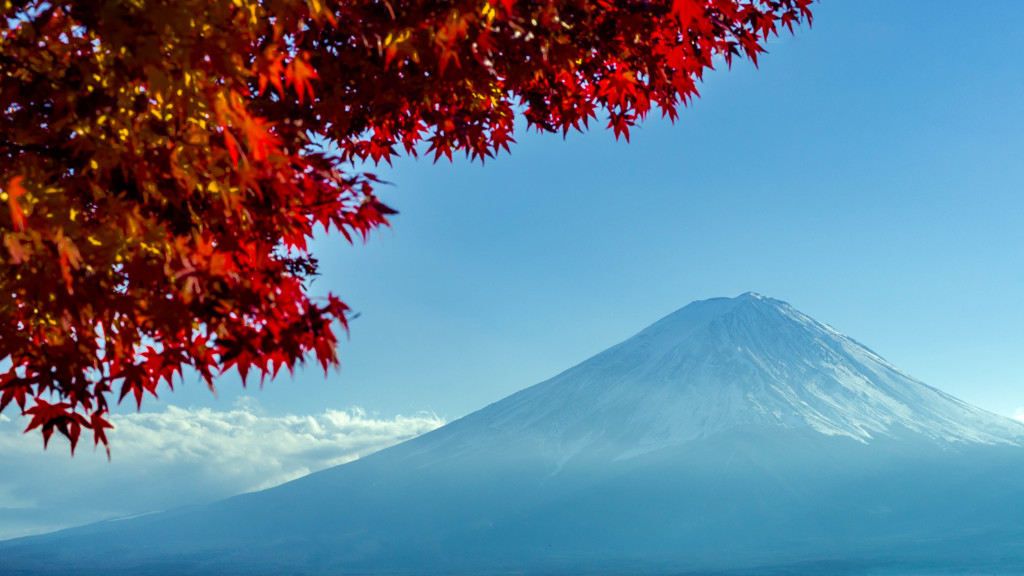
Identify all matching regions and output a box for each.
[451,293,1024,460]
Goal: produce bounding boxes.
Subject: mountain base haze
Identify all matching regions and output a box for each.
[3,293,1024,575]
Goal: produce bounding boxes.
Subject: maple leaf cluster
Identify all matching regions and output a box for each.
[1,0,812,453]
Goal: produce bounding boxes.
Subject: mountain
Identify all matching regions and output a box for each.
[456,291,1023,453]
[4,293,1024,575]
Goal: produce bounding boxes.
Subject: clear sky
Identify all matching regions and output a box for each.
[225,0,1024,421]
[3,0,1024,538]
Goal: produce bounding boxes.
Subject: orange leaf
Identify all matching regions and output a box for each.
[5,176,27,231]
[56,234,83,293]
[286,52,318,104]
[257,47,285,96]
[225,131,241,166]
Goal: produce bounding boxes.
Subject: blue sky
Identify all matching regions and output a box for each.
[3,0,1024,538]
[239,0,1024,421]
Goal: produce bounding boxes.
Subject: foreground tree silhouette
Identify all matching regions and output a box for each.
[0,0,812,453]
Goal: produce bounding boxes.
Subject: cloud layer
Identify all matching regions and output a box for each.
[0,400,444,540]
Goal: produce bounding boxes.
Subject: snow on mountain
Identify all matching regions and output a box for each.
[427,292,1024,465]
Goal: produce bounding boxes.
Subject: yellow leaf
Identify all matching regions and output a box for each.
[480,2,495,24]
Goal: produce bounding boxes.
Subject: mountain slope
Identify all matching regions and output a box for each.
[470,292,1022,452]
[4,293,1024,575]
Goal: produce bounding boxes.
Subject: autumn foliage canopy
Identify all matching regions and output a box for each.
[0,0,812,453]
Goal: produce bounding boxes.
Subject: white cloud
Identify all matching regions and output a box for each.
[1014,407,1024,423]
[0,399,444,540]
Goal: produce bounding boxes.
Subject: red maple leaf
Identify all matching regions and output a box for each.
[23,399,86,453]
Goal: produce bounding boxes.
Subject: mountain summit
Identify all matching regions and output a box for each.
[457,292,1023,460]
[4,294,1024,575]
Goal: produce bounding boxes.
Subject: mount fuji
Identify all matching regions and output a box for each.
[4,293,1024,575]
